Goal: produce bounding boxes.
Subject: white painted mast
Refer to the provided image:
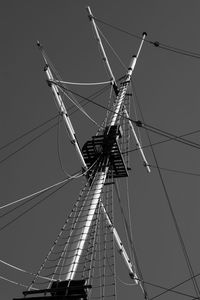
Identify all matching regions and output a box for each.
[37,19,147,285]
[37,40,140,283]
[37,41,87,171]
[59,41,145,282]
[87,6,150,172]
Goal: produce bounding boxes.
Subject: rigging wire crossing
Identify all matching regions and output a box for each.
[94,16,200,60]
[54,82,200,152]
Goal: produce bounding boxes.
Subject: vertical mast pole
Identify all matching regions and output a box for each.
[37,42,87,171]
[60,47,144,281]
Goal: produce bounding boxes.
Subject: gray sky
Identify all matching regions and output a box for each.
[1,1,200,299]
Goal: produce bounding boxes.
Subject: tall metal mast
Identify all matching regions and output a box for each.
[35,41,140,287]
[58,40,146,281]
[14,8,148,300]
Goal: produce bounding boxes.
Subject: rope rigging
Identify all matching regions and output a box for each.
[0,120,58,167]
[94,16,200,60]
[6,10,200,300]
[57,84,102,129]
[26,160,117,300]
[0,171,82,211]
[123,124,200,155]
[0,171,82,233]
[56,83,200,153]
[0,156,99,232]
[147,164,200,178]
[0,114,58,153]
[133,87,200,299]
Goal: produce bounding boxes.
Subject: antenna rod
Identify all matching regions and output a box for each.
[37,41,87,171]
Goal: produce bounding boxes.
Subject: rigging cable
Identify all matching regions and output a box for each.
[117,276,197,299]
[0,121,58,166]
[1,260,199,299]
[56,114,72,177]
[0,114,58,153]
[0,259,55,282]
[0,171,82,211]
[149,271,200,300]
[133,88,200,299]
[56,83,200,152]
[147,164,200,178]
[57,84,102,128]
[96,24,127,71]
[114,180,148,299]
[0,275,33,290]
[94,16,200,60]
[0,154,100,230]
[123,125,200,155]
[0,172,80,232]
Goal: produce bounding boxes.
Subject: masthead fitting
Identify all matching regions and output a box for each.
[142,32,147,37]
[86,6,93,20]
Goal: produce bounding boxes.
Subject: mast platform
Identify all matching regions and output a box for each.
[13,280,91,300]
[82,125,128,178]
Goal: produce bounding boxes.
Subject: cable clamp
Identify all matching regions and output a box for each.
[152,41,160,47]
[44,64,49,72]
[135,120,143,127]
[46,79,52,87]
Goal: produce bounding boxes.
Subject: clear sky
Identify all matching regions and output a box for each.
[1,1,200,300]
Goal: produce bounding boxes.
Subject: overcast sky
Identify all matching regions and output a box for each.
[1,1,200,300]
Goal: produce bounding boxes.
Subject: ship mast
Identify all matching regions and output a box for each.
[14,7,149,300]
[58,51,144,281]
[86,6,150,173]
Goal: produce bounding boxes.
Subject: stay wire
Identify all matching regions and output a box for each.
[142,122,200,150]
[132,84,200,151]
[56,114,72,177]
[0,121,58,166]
[0,114,58,153]
[148,164,200,178]
[94,16,200,60]
[123,126,200,155]
[117,276,197,299]
[96,24,127,72]
[134,90,200,298]
[0,275,33,290]
[0,170,82,212]
[149,271,200,300]
[56,83,200,152]
[114,180,148,299]
[144,278,197,300]
[0,176,74,233]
